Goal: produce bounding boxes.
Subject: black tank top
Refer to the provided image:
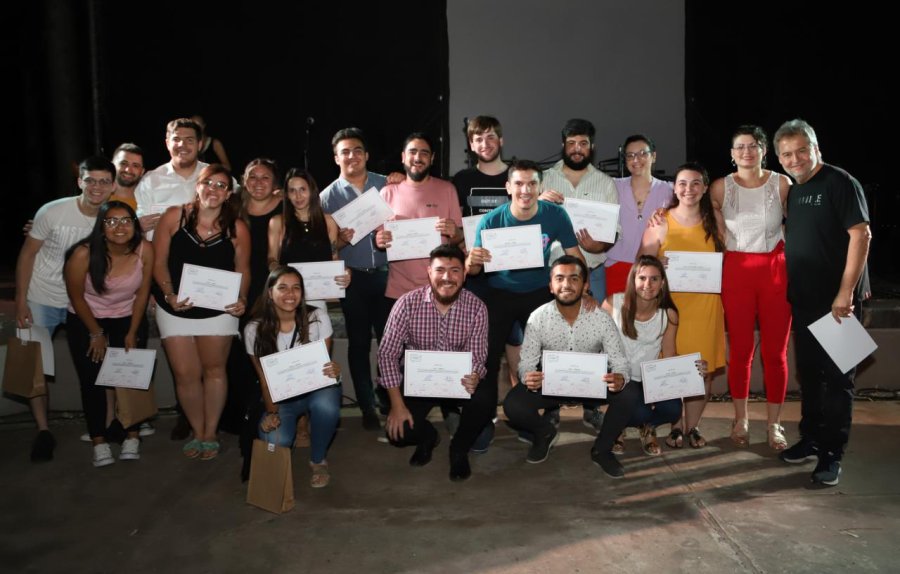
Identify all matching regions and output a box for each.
[278,218,331,266]
[246,204,281,309]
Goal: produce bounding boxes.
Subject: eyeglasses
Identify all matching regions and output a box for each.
[732,143,762,152]
[624,150,651,161]
[103,216,135,228]
[201,179,229,190]
[82,177,113,187]
[338,147,366,158]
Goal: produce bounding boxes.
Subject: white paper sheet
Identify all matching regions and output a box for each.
[95,348,156,389]
[564,198,620,243]
[541,350,608,399]
[288,260,346,301]
[807,313,878,374]
[481,224,544,273]
[176,264,243,311]
[330,187,395,245]
[664,251,723,293]
[403,350,472,400]
[259,339,336,403]
[639,353,705,403]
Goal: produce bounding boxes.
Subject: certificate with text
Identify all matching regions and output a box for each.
[481,224,544,273]
[403,350,472,400]
[259,340,335,403]
[541,351,608,399]
[462,214,485,251]
[288,260,346,301]
[564,198,620,243]
[95,348,156,390]
[664,251,723,293]
[177,264,243,311]
[384,217,441,261]
[330,187,395,245]
[640,353,704,403]
[808,313,877,374]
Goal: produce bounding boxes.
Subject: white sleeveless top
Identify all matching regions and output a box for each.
[610,293,666,382]
[722,172,784,253]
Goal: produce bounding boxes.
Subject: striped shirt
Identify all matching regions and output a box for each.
[378,285,488,389]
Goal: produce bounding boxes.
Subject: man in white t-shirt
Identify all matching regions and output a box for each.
[15,156,116,462]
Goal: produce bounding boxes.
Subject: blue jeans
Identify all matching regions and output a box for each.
[589,265,607,300]
[29,301,67,333]
[258,384,341,463]
[626,383,682,428]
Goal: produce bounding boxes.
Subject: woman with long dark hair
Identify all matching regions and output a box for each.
[237,158,282,310]
[153,164,250,460]
[640,162,725,448]
[245,266,342,488]
[64,201,154,466]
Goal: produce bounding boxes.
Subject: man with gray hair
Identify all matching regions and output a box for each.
[775,119,871,486]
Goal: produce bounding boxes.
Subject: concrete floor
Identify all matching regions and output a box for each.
[2,401,898,574]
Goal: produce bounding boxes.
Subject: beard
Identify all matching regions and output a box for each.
[476,146,501,164]
[405,163,430,182]
[432,283,461,306]
[562,148,593,171]
[554,291,582,307]
[116,173,138,188]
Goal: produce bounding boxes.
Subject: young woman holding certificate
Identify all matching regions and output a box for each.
[64,201,154,467]
[245,266,342,488]
[153,164,250,461]
[710,126,791,451]
[639,163,725,449]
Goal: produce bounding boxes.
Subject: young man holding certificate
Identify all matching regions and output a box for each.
[503,256,640,478]
[377,245,488,482]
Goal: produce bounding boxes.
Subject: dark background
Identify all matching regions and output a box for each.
[7,1,896,288]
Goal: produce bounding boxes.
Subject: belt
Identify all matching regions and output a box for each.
[349,265,388,274]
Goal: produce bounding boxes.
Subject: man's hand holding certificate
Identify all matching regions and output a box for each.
[330,187,395,245]
[403,350,473,400]
[564,198,620,244]
[541,351,609,399]
[383,217,442,261]
[664,251,723,293]
[176,264,243,311]
[639,353,705,403]
[480,224,544,273]
[259,340,337,403]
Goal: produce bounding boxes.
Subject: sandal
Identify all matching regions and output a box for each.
[199,440,220,461]
[768,423,788,451]
[182,438,202,459]
[296,415,311,448]
[611,432,626,455]
[665,428,684,449]
[730,419,750,448]
[310,462,330,488]
[687,427,707,448]
[640,425,661,456]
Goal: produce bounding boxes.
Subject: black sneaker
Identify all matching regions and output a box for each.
[582,408,604,432]
[779,439,819,464]
[543,407,561,428]
[811,455,842,486]
[449,451,472,482]
[470,422,495,454]
[30,430,56,462]
[591,449,625,479]
[361,408,381,431]
[409,434,440,467]
[526,428,559,464]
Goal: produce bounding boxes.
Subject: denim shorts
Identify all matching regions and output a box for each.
[28,301,68,333]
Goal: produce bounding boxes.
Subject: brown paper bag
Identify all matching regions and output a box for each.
[115,385,158,428]
[247,439,294,514]
[2,336,47,398]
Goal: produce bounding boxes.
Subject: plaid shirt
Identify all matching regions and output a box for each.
[378,286,488,389]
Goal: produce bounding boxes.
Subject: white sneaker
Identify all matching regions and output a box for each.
[92,443,115,467]
[80,433,91,443]
[138,422,156,437]
[120,438,141,461]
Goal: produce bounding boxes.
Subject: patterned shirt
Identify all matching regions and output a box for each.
[519,300,631,385]
[378,286,488,389]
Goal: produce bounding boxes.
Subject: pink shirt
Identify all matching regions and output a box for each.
[68,248,143,319]
[380,177,462,299]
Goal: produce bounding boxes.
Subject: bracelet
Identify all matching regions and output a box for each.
[89,330,105,339]
[164,292,176,301]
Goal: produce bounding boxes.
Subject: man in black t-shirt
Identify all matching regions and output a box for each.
[452,116,510,221]
[775,119,871,487]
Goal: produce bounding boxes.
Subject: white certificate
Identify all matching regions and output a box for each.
[288,260,346,301]
[564,198,620,243]
[259,339,335,403]
[461,214,485,251]
[403,350,472,400]
[330,187,395,245]
[541,351,608,399]
[95,348,156,390]
[176,264,243,311]
[16,326,54,376]
[481,224,544,272]
[808,313,878,374]
[664,251,723,293]
[384,217,441,261]
[640,353,704,403]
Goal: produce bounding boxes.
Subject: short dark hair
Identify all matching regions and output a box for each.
[550,255,588,282]
[403,132,434,151]
[332,127,367,153]
[166,117,203,140]
[622,134,656,153]
[429,244,466,266]
[112,142,144,159]
[561,118,595,144]
[78,156,115,178]
[507,159,543,182]
[467,116,503,141]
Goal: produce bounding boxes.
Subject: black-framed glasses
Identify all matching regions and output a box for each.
[103,216,135,228]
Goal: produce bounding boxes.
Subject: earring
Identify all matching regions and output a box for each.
[730,158,736,168]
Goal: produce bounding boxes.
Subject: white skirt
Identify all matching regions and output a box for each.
[155,306,239,338]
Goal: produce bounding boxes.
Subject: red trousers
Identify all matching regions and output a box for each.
[721,242,791,402]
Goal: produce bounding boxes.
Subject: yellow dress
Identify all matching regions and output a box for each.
[660,212,726,370]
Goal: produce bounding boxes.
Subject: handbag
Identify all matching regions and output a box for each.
[2,332,47,398]
[246,436,295,514]
[115,385,158,428]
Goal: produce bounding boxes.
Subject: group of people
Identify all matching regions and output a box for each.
[14,114,869,490]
